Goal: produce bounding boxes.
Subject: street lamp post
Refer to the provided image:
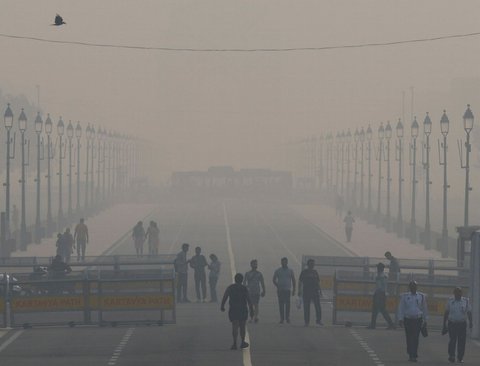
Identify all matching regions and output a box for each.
[460,105,474,227]
[409,117,419,244]
[340,131,345,199]
[352,129,359,209]
[359,128,365,213]
[384,122,392,232]
[90,126,96,209]
[97,128,102,204]
[345,130,352,207]
[102,130,107,202]
[45,115,53,236]
[18,109,28,250]
[366,125,373,221]
[422,113,432,249]
[67,121,74,217]
[4,104,14,238]
[395,119,404,237]
[376,123,384,227]
[57,117,65,230]
[84,124,91,212]
[75,122,82,213]
[34,113,43,243]
[439,110,450,257]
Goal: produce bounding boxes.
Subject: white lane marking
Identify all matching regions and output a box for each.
[0,330,24,353]
[223,201,253,366]
[107,327,135,366]
[349,329,384,365]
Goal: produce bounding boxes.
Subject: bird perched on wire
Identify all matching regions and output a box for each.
[52,14,66,26]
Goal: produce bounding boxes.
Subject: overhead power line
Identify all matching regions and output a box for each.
[0,30,479,52]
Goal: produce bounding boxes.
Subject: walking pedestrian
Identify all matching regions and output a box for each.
[174,243,190,303]
[132,221,146,257]
[208,254,221,302]
[385,251,401,295]
[343,210,355,242]
[273,257,296,324]
[74,218,89,262]
[398,281,428,363]
[62,228,74,263]
[298,258,323,326]
[443,287,473,363]
[221,273,254,350]
[55,233,64,258]
[146,221,160,256]
[190,246,208,302]
[243,259,266,323]
[367,263,395,329]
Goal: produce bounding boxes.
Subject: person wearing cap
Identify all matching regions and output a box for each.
[174,243,190,303]
[367,262,395,329]
[398,281,428,362]
[443,287,473,363]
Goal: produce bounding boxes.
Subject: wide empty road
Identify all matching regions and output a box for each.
[1,197,479,365]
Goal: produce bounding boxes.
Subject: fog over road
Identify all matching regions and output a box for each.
[1,198,479,365]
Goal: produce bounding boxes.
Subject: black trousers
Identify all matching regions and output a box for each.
[194,271,207,300]
[277,290,291,321]
[176,272,188,301]
[303,291,321,325]
[209,275,218,302]
[448,321,467,361]
[370,291,393,328]
[404,318,423,359]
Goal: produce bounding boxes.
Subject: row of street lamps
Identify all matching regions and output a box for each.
[3,104,137,251]
[303,104,474,258]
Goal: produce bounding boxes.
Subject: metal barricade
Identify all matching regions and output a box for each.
[4,269,176,328]
[332,270,468,328]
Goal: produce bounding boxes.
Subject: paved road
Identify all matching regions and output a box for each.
[1,197,479,365]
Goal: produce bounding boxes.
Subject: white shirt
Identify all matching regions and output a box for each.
[446,297,471,322]
[398,292,428,321]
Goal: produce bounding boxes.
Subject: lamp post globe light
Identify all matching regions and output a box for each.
[57,117,65,229]
[366,125,373,221]
[395,119,404,237]
[439,110,450,257]
[410,117,419,244]
[67,121,74,217]
[462,105,474,228]
[384,121,392,232]
[75,122,82,213]
[4,104,14,239]
[376,123,384,227]
[18,109,28,250]
[423,113,432,249]
[84,124,91,212]
[34,112,43,243]
[45,114,53,236]
[359,128,365,214]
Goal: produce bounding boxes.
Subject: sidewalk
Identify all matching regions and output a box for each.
[292,203,450,260]
[10,203,157,258]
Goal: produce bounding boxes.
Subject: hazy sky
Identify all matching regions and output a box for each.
[1,1,480,174]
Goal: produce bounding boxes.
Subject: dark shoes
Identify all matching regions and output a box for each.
[240,342,249,349]
[448,357,455,363]
[230,344,237,350]
[408,357,417,362]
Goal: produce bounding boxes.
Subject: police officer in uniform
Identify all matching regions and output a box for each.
[398,281,428,362]
[443,287,473,363]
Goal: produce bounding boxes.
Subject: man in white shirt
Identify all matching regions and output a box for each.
[443,287,473,363]
[398,281,428,362]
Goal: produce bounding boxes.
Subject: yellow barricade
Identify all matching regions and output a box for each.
[92,294,174,310]
[11,296,85,312]
[335,294,448,316]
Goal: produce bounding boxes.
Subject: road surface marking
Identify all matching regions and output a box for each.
[107,327,134,366]
[349,329,384,366]
[223,201,253,366]
[0,330,23,354]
